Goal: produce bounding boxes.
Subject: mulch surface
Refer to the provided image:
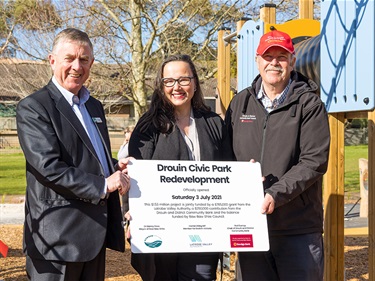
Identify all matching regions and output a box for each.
[0,225,369,280]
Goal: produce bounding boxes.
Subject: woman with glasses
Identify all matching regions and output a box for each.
[128,54,233,281]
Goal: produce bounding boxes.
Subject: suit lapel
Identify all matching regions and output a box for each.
[85,100,107,145]
[46,81,98,159]
[86,100,115,173]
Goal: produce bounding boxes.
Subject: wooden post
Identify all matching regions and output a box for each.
[299,0,314,19]
[323,113,345,281]
[236,17,248,34]
[368,110,375,279]
[260,3,276,24]
[217,27,231,115]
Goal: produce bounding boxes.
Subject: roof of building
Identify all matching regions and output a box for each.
[0,59,236,104]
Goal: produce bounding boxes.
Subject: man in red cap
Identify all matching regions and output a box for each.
[225,30,330,280]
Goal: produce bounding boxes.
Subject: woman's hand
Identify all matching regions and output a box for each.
[116,157,135,172]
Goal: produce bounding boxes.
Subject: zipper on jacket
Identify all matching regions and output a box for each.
[260,114,269,165]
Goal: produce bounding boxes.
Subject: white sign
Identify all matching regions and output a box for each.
[128,160,269,253]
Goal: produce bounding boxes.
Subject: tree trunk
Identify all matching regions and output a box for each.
[130,0,148,121]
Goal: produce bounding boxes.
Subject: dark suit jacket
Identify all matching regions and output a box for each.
[128,109,233,280]
[16,80,125,262]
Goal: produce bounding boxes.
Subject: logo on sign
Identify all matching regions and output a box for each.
[189,235,202,242]
[188,234,212,248]
[230,234,254,248]
[144,235,163,248]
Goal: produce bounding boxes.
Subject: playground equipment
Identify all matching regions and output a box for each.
[217,0,374,280]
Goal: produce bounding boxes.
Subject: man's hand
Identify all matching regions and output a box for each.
[261,193,275,214]
[107,171,130,195]
[250,159,270,213]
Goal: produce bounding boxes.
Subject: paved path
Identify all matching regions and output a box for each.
[0,203,25,225]
[344,203,368,229]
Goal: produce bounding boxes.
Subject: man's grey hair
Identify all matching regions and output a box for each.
[51,28,93,54]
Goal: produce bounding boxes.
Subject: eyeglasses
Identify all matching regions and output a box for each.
[161,76,194,87]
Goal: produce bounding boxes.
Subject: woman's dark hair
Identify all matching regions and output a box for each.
[138,54,210,134]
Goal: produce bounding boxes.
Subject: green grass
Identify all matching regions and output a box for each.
[0,152,26,195]
[0,151,119,196]
[0,146,368,196]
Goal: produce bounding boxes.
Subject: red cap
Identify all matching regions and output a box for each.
[256,30,295,55]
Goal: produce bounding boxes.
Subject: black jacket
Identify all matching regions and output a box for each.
[225,71,330,236]
[16,81,124,262]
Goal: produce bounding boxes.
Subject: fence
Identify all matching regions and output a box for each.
[0,117,136,154]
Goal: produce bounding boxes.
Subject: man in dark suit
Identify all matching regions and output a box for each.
[16,28,130,281]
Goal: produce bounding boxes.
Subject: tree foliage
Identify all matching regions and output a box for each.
[44,0,254,118]
[12,0,62,31]
[0,0,61,57]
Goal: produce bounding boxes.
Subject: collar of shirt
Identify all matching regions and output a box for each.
[52,76,90,107]
[257,79,292,112]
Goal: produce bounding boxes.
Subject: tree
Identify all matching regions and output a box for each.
[0,1,59,119]
[81,0,253,119]
[0,0,61,58]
